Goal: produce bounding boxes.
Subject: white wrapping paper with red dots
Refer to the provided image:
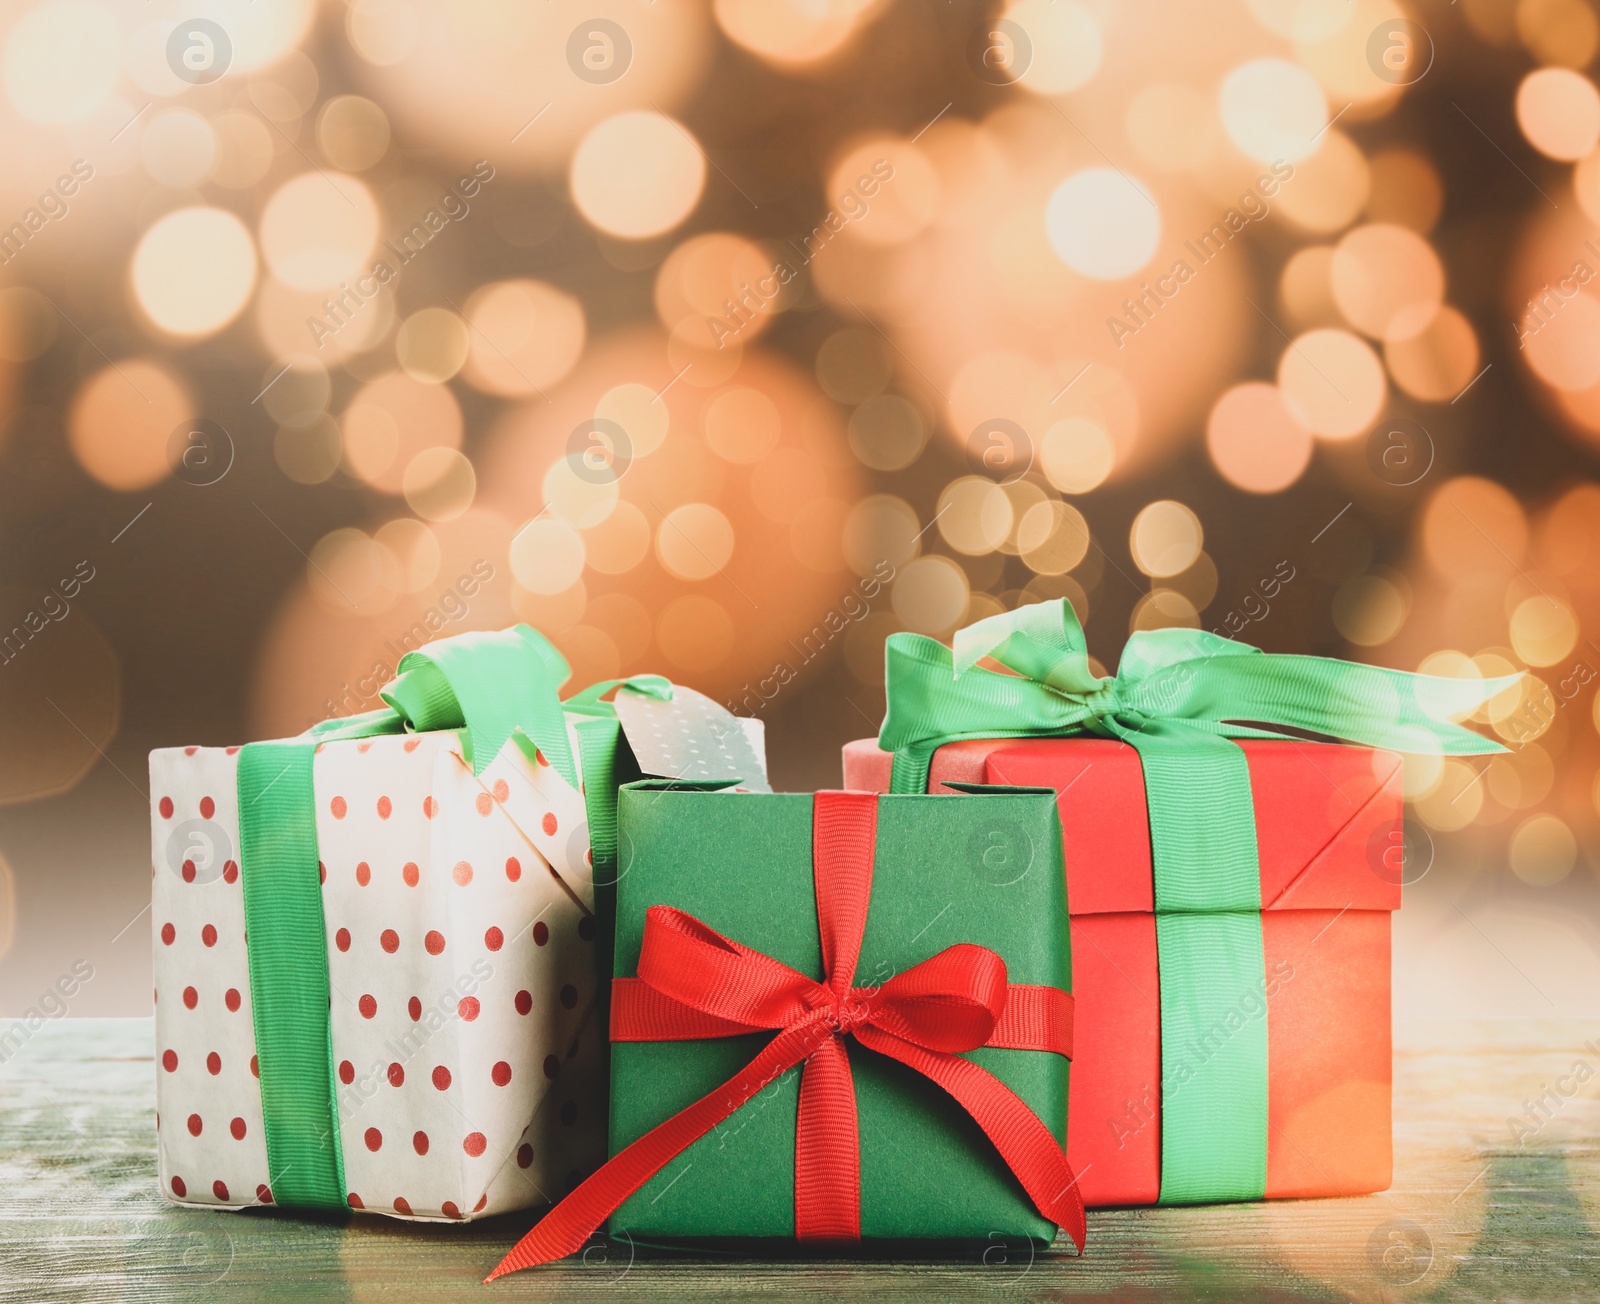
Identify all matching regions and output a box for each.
[148,728,605,1223]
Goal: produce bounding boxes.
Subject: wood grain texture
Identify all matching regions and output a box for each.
[2,1017,1598,1302]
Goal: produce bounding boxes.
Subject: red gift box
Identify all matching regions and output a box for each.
[843,735,1401,1206]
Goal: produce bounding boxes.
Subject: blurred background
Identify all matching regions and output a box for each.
[2,0,1600,1017]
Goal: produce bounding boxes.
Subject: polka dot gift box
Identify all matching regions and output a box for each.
[148,626,768,1223]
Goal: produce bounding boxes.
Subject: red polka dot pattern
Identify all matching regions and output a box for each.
[153,730,604,1222]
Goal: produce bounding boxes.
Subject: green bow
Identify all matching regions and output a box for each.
[235,626,665,1212]
[880,600,1517,1204]
[304,624,578,784]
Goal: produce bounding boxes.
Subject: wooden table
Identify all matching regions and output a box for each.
[2,1017,1597,1302]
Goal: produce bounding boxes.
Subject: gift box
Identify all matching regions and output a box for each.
[149,626,769,1223]
[490,783,1085,1274]
[844,735,1400,1205]
[843,599,1515,1208]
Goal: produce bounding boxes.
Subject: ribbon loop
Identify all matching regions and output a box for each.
[871,944,1009,1053]
[383,624,575,781]
[636,906,833,1031]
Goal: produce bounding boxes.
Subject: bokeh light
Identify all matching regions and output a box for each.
[1331,224,1445,342]
[1278,328,1386,439]
[714,0,889,68]
[132,208,257,338]
[260,172,379,291]
[460,280,586,397]
[1045,168,1161,280]
[1206,382,1314,492]
[1516,68,1600,160]
[4,0,120,124]
[341,370,464,494]
[1130,500,1203,578]
[68,360,192,491]
[1385,306,1480,402]
[570,111,706,239]
[1218,59,1327,163]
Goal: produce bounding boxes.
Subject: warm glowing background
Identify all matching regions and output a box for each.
[2,0,1599,1017]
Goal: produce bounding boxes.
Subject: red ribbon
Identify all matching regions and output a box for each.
[489,790,1085,1278]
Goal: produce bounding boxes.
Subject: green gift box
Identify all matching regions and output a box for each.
[490,781,1084,1273]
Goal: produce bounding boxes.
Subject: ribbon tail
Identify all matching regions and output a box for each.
[856,1026,1086,1252]
[793,1033,861,1240]
[488,1022,820,1279]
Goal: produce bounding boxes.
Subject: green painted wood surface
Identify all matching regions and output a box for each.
[2,1017,1599,1301]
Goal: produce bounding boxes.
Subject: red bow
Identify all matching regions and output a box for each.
[490,791,1085,1278]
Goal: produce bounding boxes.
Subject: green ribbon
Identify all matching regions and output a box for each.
[880,599,1517,1203]
[234,625,625,1212]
